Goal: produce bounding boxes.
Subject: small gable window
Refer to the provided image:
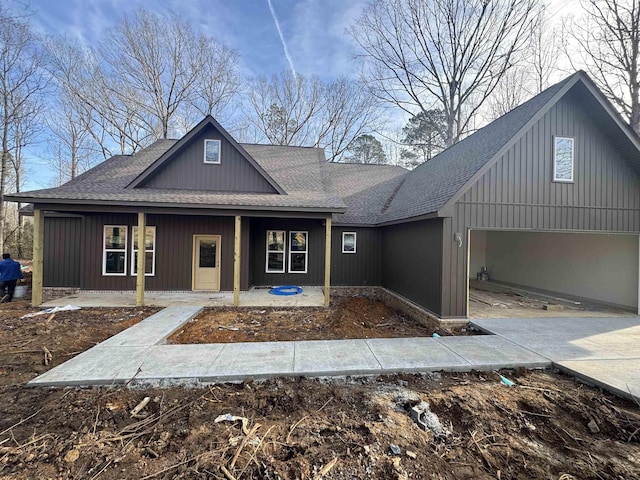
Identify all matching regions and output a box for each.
[204,139,221,164]
[553,136,574,182]
[342,232,356,253]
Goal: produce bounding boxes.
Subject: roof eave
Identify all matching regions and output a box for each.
[4,195,346,214]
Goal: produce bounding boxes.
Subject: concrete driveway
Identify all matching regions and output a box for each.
[472,316,640,401]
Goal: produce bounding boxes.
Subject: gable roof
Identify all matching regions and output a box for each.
[128,116,286,194]
[377,70,640,224]
[7,140,346,213]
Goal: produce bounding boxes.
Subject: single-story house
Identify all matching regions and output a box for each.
[7,71,640,318]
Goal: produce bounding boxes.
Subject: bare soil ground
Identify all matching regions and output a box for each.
[1,300,640,479]
[169,296,470,344]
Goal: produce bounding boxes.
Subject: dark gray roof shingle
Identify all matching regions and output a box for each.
[325,163,407,224]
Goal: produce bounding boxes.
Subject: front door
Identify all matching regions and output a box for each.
[192,235,220,290]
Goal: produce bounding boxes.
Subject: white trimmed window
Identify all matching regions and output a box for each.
[131,226,156,276]
[204,139,221,164]
[553,136,574,182]
[103,225,127,276]
[289,231,308,273]
[266,230,286,273]
[342,232,356,253]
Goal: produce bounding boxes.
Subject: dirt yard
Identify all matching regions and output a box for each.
[1,300,640,479]
[169,296,467,344]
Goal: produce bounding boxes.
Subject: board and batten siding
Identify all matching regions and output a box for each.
[330,227,382,286]
[382,219,443,316]
[80,214,249,291]
[43,216,82,288]
[141,124,277,193]
[442,94,640,317]
[250,218,326,286]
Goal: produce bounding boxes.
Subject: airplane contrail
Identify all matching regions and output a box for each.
[267,0,297,78]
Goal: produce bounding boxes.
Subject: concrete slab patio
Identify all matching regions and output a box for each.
[472,316,640,401]
[42,286,326,308]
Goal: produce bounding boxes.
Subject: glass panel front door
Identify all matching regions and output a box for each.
[193,235,220,290]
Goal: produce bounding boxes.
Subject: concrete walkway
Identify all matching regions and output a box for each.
[28,308,640,402]
[29,306,549,387]
[472,316,640,401]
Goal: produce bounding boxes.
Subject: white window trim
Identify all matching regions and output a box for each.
[131,226,156,277]
[553,136,574,183]
[288,231,308,274]
[342,231,357,254]
[204,139,221,164]
[102,225,128,276]
[265,230,286,273]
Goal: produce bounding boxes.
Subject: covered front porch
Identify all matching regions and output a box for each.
[31,207,334,308]
[40,286,326,308]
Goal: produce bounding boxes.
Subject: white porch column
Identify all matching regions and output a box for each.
[324,216,332,307]
[32,208,44,306]
[136,212,146,307]
[234,215,241,306]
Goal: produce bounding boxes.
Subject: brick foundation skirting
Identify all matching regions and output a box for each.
[42,287,80,302]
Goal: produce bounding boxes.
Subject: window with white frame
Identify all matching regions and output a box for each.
[204,139,221,164]
[289,231,308,273]
[553,136,574,182]
[103,225,127,275]
[131,226,156,276]
[266,230,286,273]
[342,232,356,253]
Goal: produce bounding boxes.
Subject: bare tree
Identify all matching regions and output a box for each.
[569,0,640,133]
[0,6,48,253]
[487,67,532,119]
[191,44,242,119]
[315,78,381,161]
[46,91,96,184]
[350,0,539,146]
[245,71,323,146]
[245,71,380,161]
[47,9,241,162]
[99,9,241,140]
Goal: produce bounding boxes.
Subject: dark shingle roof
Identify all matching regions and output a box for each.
[378,73,577,223]
[9,140,346,212]
[325,163,407,224]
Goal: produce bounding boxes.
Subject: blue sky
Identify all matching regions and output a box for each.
[25,0,367,80]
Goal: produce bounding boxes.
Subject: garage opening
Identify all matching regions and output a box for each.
[468,230,639,317]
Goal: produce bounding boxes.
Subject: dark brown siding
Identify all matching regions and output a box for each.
[250,218,326,286]
[382,219,443,316]
[43,217,82,287]
[80,214,244,291]
[141,124,277,193]
[443,93,640,317]
[330,227,382,286]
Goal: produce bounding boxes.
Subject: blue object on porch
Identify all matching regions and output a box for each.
[269,285,303,296]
